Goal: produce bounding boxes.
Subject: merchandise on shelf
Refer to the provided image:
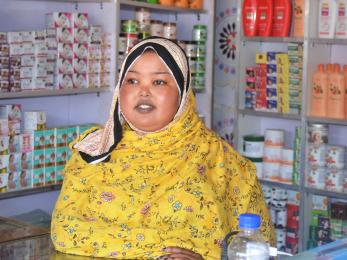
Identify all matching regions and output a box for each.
[318,0,337,39]
[336,0,347,39]
[292,127,301,185]
[262,185,300,254]
[293,0,305,37]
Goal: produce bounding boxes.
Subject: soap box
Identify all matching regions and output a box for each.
[8,134,20,153]
[58,58,73,74]
[33,130,45,150]
[24,111,46,131]
[0,104,21,121]
[33,149,45,169]
[21,151,33,170]
[74,58,88,74]
[74,43,88,59]
[7,171,19,190]
[45,12,73,28]
[56,165,64,184]
[55,147,68,166]
[56,28,73,44]
[45,129,55,149]
[45,148,56,167]
[74,28,89,44]
[67,126,78,144]
[19,169,32,189]
[73,13,89,29]
[0,136,9,155]
[32,167,45,187]
[58,43,73,59]
[57,73,73,89]
[73,73,88,89]
[0,154,9,173]
[8,153,21,172]
[88,73,100,88]
[20,132,33,152]
[45,166,56,185]
[7,32,22,44]
[55,127,68,147]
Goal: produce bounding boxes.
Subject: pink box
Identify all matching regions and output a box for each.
[57,74,73,89]
[58,58,73,74]
[56,28,73,44]
[73,13,89,29]
[46,12,73,28]
[58,43,73,59]
[73,73,88,88]
[74,28,89,43]
[74,59,88,74]
[74,43,88,59]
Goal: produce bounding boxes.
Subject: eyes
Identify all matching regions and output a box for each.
[126,78,167,86]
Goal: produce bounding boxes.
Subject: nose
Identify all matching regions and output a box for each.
[139,82,151,97]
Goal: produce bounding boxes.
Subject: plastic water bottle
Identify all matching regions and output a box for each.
[227,213,270,260]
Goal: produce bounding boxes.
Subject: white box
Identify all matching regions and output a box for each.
[88,73,100,88]
[21,31,34,43]
[7,32,22,44]
[9,43,22,56]
[74,28,89,43]
[57,74,73,89]
[88,60,100,74]
[73,73,88,88]
[33,30,46,43]
[58,58,73,74]
[56,28,73,43]
[100,59,111,73]
[74,59,88,74]
[100,72,111,88]
[58,43,73,59]
[20,67,33,79]
[24,111,46,131]
[89,43,101,59]
[21,78,33,90]
[34,42,48,56]
[0,32,7,44]
[33,77,47,90]
[21,55,35,67]
[45,12,73,28]
[73,13,89,29]
[74,43,88,59]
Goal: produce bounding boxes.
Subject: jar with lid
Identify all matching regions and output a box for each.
[196,57,205,73]
[163,22,177,40]
[118,33,127,53]
[135,7,151,24]
[185,41,197,57]
[150,20,163,37]
[196,42,206,57]
[159,0,174,6]
[193,24,207,42]
[122,20,138,33]
[174,0,189,8]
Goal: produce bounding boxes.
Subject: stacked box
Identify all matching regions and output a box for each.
[32,30,48,90]
[286,190,300,254]
[0,32,9,92]
[8,32,22,92]
[292,127,302,185]
[266,52,278,112]
[276,53,290,113]
[245,66,257,110]
[88,25,101,89]
[100,33,111,88]
[288,43,303,115]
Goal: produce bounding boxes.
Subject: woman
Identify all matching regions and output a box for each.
[51,37,275,259]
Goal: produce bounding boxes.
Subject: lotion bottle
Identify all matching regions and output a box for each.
[318,0,337,39]
[311,64,328,117]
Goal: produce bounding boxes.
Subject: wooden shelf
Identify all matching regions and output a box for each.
[259,179,300,191]
[239,109,301,120]
[305,187,347,200]
[0,184,62,200]
[241,36,304,43]
[307,116,347,126]
[0,87,111,100]
[119,0,207,13]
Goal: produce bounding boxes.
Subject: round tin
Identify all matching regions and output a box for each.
[185,41,197,57]
[263,146,282,162]
[325,168,344,192]
[196,56,205,73]
[265,129,285,147]
[308,123,328,145]
[326,145,345,170]
[307,166,326,189]
[163,22,177,39]
[242,135,264,158]
[196,42,206,57]
[263,161,280,181]
[122,20,138,33]
[308,143,327,167]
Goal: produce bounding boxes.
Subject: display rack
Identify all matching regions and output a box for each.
[259,179,300,191]
[0,184,62,200]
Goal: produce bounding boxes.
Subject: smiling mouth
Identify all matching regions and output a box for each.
[135,103,156,113]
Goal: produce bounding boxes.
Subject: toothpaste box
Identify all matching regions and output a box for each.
[19,169,32,189]
[7,32,22,44]
[73,73,88,88]
[9,134,20,153]
[55,127,68,147]
[66,126,78,144]
[32,167,45,187]
[0,136,9,155]
[7,171,19,190]
[57,73,73,89]
[73,13,89,29]
[33,149,45,169]
[58,43,73,59]
[45,129,55,149]
[55,147,68,166]
[45,148,56,167]
[45,166,56,185]
[21,151,33,170]
[56,28,74,44]
[24,111,46,131]
[74,43,88,59]
[8,153,21,172]
[56,165,64,184]
[58,58,73,74]
[46,12,73,28]
[266,64,276,77]
[74,58,88,74]
[0,154,9,173]
[74,28,89,44]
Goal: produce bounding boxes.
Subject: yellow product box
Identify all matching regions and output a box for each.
[256,53,267,64]
[276,53,289,67]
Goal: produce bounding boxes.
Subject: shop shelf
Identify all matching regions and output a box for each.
[0,87,110,100]
[307,116,347,126]
[304,187,347,200]
[239,109,301,120]
[309,38,347,46]
[119,0,207,13]
[241,36,304,43]
[22,0,112,3]
[259,179,300,191]
[0,184,62,200]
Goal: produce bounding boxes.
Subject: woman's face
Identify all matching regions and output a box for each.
[120,51,180,132]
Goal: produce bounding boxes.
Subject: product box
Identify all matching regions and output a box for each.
[267,100,278,112]
[33,149,45,169]
[33,30,46,42]
[32,167,45,187]
[0,119,9,135]
[73,73,88,89]
[100,72,110,88]
[45,148,55,167]
[56,165,64,184]
[90,25,102,43]
[73,13,89,29]
[101,45,111,60]
[0,81,9,92]
[56,28,73,44]
[0,173,8,192]
[20,133,33,152]
[88,59,100,74]
[267,52,277,64]
[45,166,56,185]
[22,42,34,55]
[58,43,73,59]
[8,120,20,135]
[0,44,9,56]
[8,134,20,153]
[100,59,111,73]
[0,154,9,173]
[74,28,89,43]
[19,169,32,189]
[21,55,35,67]
[21,31,34,42]
[34,43,48,57]
[20,66,33,79]
[45,129,55,149]
[20,151,32,170]
[9,43,22,56]
[0,56,9,67]
[88,73,100,88]
[0,104,21,121]
[20,78,33,90]
[266,76,276,87]
[7,171,19,190]
[0,32,7,43]
[89,43,102,60]
[58,58,73,74]
[266,64,277,76]
[73,43,88,59]
[32,130,45,150]
[7,32,22,44]
[54,127,68,147]
[57,73,73,89]
[24,111,46,131]
[45,12,73,28]
[9,80,20,92]
[8,153,21,172]
[0,136,9,155]
[55,147,68,166]
[66,126,78,144]
[74,58,88,74]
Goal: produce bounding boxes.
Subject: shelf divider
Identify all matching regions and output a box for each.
[307,116,347,126]
[0,184,62,200]
[304,187,347,200]
[241,36,304,43]
[239,109,301,120]
[259,179,300,191]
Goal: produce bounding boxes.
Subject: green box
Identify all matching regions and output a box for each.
[33,149,45,169]
[66,126,78,145]
[56,165,64,184]
[45,166,56,185]
[44,129,55,149]
[32,168,45,187]
[33,130,45,150]
[55,127,67,147]
[45,148,56,167]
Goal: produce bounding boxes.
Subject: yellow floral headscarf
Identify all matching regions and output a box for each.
[51,38,275,259]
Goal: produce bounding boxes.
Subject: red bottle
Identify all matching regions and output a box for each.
[272,0,292,36]
[257,0,274,37]
[243,0,258,36]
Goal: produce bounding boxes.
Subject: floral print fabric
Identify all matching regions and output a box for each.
[51,92,275,259]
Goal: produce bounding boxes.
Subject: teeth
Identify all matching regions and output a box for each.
[138,104,152,109]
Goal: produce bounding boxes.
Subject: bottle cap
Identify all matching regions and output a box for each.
[239,213,261,229]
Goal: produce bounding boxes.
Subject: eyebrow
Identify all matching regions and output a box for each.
[127,70,170,75]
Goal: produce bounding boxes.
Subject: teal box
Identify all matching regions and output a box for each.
[56,165,64,184]
[9,134,20,153]
[45,166,56,185]
[33,130,45,150]
[56,147,68,166]
[67,126,78,145]
[32,168,45,187]
[45,129,55,149]
[45,148,56,167]
[8,153,21,172]
[19,169,32,189]
[55,127,68,147]
[65,147,71,161]
[33,149,45,169]
[20,151,32,170]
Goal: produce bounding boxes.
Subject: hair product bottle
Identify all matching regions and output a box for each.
[311,64,328,117]
[343,64,347,118]
[318,0,337,38]
[272,0,292,37]
[243,0,258,36]
[293,0,305,37]
[257,0,273,37]
[327,64,345,119]
[336,0,347,38]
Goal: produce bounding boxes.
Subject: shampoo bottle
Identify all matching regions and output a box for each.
[327,64,345,119]
[243,0,258,36]
[335,0,347,38]
[257,0,273,37]
[311,64,328,117]
[318,0,337,39]
[293,0,305,37]
[272,0,292,37]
